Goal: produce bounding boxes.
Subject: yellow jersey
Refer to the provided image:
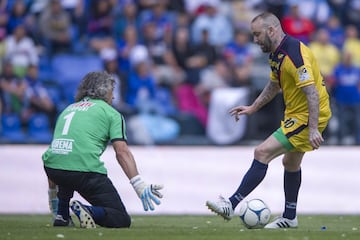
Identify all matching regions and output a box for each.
[308,41,340,76]
[269,35,331,123]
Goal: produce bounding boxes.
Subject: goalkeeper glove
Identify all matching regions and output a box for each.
[130,175,163,211]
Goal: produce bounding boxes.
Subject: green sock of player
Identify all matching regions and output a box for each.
[229,159,268,209]
[283,169,301,220]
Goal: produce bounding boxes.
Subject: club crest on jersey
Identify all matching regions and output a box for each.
[277,53,284,59]
[297,67,310,81]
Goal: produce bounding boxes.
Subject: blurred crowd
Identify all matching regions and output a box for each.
[0,0,360,145]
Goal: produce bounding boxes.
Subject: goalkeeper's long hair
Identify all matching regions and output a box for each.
[75,71,115,102]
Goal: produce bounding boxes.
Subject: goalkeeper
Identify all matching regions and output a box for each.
[42,71,163,228]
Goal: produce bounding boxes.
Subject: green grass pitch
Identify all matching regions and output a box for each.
[0,215,359,240]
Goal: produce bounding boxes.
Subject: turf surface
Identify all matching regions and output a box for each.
[0,215,359,240]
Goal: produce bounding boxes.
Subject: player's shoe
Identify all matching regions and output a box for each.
[70,200,96,228]
[53,215,75,227]
[206,195,234,221]
[264,216,298,229]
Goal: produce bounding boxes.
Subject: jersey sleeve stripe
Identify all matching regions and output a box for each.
[111,138,127,143]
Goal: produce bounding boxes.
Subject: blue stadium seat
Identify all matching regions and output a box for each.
[51,54,103,104]
[62,82,79,104]
[51,54,103,84]
[1,114,27,143]
[38,55,53,83]
[27,113,53,144]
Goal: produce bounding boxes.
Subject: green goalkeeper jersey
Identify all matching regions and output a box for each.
[42,97,127,174]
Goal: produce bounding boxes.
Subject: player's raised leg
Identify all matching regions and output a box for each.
[206,135,286,220]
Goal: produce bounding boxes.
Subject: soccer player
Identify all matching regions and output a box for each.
[206,12,331,228]
[42,71,163,228]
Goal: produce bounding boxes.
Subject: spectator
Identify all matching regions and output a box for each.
[139,1,174,44]
[60,0,87,39]
[100,47,135,116]
[86,0,115,52]
[287,0,332,28]
[341,0,360,32]
[0,22,6,72]
[5,23,38,78]
[143,21,183,87]
[324,15,345,49]
[171,26,192,72]
[332,52,360,145]
[230,1,261,30]
[197,58,231,107]
[126,46,178,117]
[183,0,215,19]
[171,28,210,127]
[191,1,233,47]
[0,61,27,116]
[281,2,315,44]
[38,0,72,55]
[113,0,140,41]
[222,28,254,87]
[309,28,340,88]
[166,0,186,14]
[186,28,218,85]
[0,1,8,42]
[23,64,57,129]
[116,25,141,73]
[125,46,180,144]
[174,81,208,128]
[125,47,158,112]
[6,0,32,35]
[343,25,360,68]
[174,11,190,30]
[139,3,183,88]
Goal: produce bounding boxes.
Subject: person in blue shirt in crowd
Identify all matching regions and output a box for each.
[332,51,360,144]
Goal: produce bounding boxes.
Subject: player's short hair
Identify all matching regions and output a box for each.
[251,12,281,29]
[75,71,115,102]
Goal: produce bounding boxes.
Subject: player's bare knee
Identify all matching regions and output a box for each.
[282,160,301,172]
[254,146,270,163]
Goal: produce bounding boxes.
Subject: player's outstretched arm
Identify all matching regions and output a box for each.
[229,81,280,121]
[112,141,164,211]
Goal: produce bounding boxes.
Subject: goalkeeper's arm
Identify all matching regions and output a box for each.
[112,140,163,211]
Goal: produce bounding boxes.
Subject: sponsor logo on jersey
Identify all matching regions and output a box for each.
[51,138,74,154]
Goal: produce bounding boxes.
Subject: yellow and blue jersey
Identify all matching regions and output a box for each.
[269,35,331,123]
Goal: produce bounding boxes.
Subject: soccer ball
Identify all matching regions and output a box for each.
[239,199,271,229]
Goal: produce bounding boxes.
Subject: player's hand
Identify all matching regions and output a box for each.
[309,128,324,149]
[130,175,163,211]
[229,105,253,121]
